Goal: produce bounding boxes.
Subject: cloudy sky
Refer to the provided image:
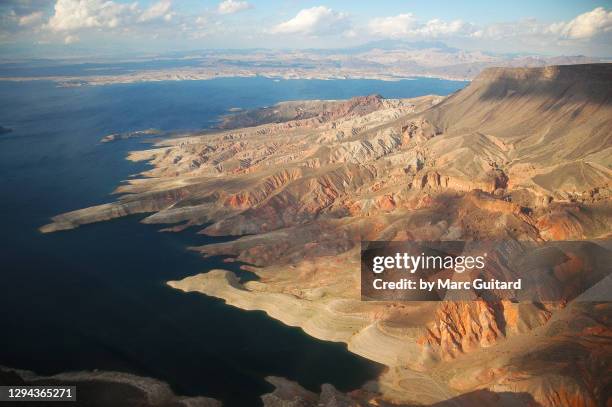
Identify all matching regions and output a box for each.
[1,0,611,58]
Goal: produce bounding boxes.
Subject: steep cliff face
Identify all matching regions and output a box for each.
[42,65,612,407]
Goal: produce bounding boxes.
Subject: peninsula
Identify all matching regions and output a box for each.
[42,64,612,407]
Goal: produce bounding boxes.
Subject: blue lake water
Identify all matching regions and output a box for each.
[0,77,467,406]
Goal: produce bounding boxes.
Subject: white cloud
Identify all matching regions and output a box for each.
[64,34,79,44]
[550,7,612,40]
[343,28,357,38]
[471,19,544,40]
[270,6,349,35]
[368,7,611,44]
[45,0,176,36]
[419,19,475,37]
[217,0,251,15]
[18,11,43,27]
[47,0,138,31]
[368,14,418,38]
[139,0,173,23]
[469,7,612,44]
[368,13,474,38]
[7,2,609,54]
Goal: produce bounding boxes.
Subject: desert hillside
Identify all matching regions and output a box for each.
[422,64,611,200]
[42,64,612,407]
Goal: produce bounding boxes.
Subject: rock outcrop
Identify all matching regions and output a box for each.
[41,65,612,407]
[0,366,221,407]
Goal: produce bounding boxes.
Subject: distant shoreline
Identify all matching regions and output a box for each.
[0,70,471,87]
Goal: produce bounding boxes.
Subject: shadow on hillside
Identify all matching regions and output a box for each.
[425,389,543,407]
[476,64,612,105]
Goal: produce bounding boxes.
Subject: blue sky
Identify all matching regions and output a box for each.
[1,0,611,58]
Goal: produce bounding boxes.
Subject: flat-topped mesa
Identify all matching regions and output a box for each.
[425,63,612,130]
[473,63,612,84]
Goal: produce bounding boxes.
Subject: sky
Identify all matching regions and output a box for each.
[0,0,611,58]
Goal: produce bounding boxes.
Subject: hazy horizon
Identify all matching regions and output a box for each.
[1,0,611,59]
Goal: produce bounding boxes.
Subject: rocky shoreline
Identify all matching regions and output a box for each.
[40,64,612,406]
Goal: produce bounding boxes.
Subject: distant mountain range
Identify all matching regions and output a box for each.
[0,42,605,85]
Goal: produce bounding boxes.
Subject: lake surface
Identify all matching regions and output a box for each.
[0,77,467,406]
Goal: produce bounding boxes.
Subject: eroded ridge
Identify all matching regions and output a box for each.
[43,65,612,407]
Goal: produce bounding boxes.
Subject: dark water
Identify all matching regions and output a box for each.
[0,77,467,406]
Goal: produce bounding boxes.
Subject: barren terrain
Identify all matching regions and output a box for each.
[0,46,600,86]
[42,64,612,406]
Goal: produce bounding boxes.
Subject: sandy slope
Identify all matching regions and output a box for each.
[41,64,612,406]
